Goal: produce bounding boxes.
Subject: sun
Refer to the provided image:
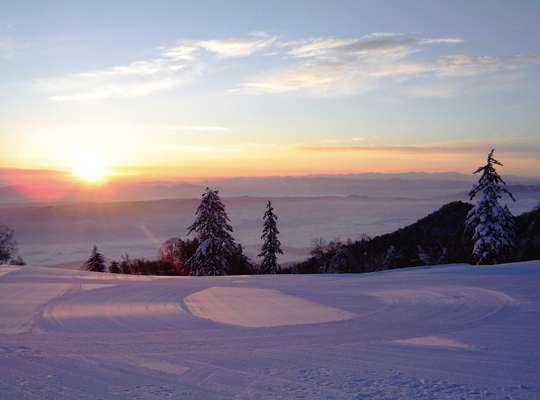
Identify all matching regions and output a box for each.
[75,154,108,183]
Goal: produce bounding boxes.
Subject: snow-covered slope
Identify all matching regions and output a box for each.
[1,262,539,398]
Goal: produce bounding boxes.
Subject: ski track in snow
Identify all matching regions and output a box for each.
[1,262,539,399]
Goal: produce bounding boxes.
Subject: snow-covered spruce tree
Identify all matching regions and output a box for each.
[325,246,351,273]
[186,188,237,276]
[258,201,283,274]
[82,245,106,272]
[465,149,516,265]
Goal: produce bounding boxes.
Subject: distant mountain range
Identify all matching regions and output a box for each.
[1,172,539,204]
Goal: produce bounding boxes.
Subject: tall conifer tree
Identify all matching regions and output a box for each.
[258,201,283,274]
[466,149,516,264]
[82,245,106,272]
[186,188,236,275]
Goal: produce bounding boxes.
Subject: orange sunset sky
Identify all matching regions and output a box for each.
[1,1,539,188]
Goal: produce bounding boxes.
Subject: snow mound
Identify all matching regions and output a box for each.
[184,287,357,327]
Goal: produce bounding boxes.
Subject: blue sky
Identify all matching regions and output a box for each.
[1,0,539,183]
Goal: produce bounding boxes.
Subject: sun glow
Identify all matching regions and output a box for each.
[75,154,108,183]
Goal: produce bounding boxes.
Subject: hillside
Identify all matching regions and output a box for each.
[296,201,540,273]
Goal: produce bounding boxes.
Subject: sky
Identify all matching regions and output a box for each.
[1,0,539,187]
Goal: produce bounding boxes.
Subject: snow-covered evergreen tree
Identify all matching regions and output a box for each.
[186,188,236,276]
[417,245,446,266]
[325,246,350,273]
[382,245,399,270]
[82,245,106,272]
[465,149,516,265]
[258,201,283,274]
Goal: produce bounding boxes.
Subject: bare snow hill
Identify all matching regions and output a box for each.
[1,262,539,398]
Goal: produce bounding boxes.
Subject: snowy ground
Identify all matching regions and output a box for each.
[1,262,539,399]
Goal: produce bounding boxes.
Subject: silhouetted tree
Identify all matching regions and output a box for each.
[515,203,540,261]
[258,201,283,274]
[158,237,199,275]
[465,149,516,264]
[120,254,132,274]
[128,257,177,275]
[9,255,26,265]
[82,245,106,272]
[108,260,121,274]
[227,243,255,275]
[0,223,22,265]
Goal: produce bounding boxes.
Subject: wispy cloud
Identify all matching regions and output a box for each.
[0,36,66,59]
[361,32,405,40]
[39,33,277,102]
[322,137,365,144]
[299,144,475,154]
[47,78,185,102]
[431,55,540,78]
[36,31,540,101]
[156,144,243,155]
[297,141,540,155]
[39,54,199,102]
[163,32,276,60]
[235,34,539,97]
[288,37,461,58]
[167,126,230,131]
[0,37,15,57]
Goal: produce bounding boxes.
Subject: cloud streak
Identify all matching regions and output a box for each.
[0,37,15,57]
[167,126,230,131]
[297,142,540,155]
[40,33,277,102]
[156,144,244,155]
[37,31,540,101]
[288,37,462,58]
[236,35,539,97]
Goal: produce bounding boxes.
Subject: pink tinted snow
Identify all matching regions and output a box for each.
[184,287,357,327]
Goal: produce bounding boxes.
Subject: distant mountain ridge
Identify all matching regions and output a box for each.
[1,172,538,204]
[294,200,540,273]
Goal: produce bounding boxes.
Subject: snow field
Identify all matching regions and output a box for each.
[1,262,539,399]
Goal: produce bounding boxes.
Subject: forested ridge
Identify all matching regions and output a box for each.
[292,201,540,274]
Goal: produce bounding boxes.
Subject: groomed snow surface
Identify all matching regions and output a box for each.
[1,262,539,399]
